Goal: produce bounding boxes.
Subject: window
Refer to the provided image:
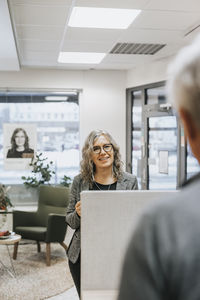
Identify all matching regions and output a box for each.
[146,86,166,105]
[0,91,79,184]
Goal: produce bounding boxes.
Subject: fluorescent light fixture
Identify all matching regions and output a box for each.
[68,7,141,29]
[45,96,68,101]
[51,91,78,95]
[58,52,106,64]
[37,127,66,132]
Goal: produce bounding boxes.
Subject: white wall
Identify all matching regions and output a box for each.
[80,70,126,159]
[126,56,173,88]
[0,69,126,163]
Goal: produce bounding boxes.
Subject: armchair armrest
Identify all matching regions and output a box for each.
[13,210,38,231]
[45,214,67,243]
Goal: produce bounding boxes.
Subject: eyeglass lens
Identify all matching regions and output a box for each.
[93,144,112,154]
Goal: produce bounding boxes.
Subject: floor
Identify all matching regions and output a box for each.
[47,286,79,300]
[47,227,79,299]
[5,209,79,300]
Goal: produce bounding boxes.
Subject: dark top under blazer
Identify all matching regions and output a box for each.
[66,172,138,263]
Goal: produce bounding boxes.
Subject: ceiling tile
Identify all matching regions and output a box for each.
[61,41,113,53]
[97,57,153,70]
[64,27,122,43]
[119,28,184,44]
[145,0,200,12]
[132,10,200,31]
[12,4,70,26]
[184,25,200,42]
[75,0,149,9]
[103,53,152,64]
[153,44,183,60]
[61,42,113,53]
[9,0,72,6]
[97,63,135,70]
[16,25,64,40]
[20,50,58,63]
[18,39,60,53]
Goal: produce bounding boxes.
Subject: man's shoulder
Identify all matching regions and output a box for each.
[145,176,200,226]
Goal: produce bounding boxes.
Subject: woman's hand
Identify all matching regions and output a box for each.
[75,201,81,217]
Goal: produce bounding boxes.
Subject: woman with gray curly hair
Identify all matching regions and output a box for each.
[66,129,138,297]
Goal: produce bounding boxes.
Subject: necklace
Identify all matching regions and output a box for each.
[94,181,111,191]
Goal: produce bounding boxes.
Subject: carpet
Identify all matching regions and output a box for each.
[0,241,74,300]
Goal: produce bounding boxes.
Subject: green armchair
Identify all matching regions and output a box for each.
[13,185,70,266]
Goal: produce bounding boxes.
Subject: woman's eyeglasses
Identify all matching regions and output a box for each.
[93,144,113,154]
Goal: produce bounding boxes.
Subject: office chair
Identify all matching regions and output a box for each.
[12,185,70,266]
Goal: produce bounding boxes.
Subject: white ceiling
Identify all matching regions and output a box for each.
[3,0,200,71]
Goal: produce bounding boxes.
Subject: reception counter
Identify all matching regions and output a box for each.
[81,190,177,300]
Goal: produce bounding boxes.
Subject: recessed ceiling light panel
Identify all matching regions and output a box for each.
[58,52,106,64]
[68,7,141,29]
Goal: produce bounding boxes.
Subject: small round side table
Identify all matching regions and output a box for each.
[0,233,21,277]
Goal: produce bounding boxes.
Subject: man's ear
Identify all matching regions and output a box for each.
[179,108,197,140]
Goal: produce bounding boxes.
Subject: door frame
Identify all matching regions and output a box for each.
[126,81,185,189]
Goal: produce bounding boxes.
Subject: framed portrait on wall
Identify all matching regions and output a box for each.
[3,123,37,170]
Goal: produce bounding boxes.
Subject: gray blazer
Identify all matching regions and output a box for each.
[66,172,138,263]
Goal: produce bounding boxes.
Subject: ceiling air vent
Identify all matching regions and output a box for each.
[110,43,166,55]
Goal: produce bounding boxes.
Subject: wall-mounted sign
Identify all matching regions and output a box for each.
[3,123,37,170]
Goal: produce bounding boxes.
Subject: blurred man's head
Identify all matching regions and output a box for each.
[167,35,200,163]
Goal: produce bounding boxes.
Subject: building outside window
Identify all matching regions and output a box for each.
[0,91,80,184]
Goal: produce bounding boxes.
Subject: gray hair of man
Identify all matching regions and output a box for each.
[80,129,123,187]
[167,34,200,130]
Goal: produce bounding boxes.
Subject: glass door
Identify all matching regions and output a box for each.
[147,115,177,189]
[127,82,184,190]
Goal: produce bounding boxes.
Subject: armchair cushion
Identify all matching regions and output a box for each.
[36,185,70,226]
[46,214,67,243]
[15,226,46,240]
[13,210,38,227]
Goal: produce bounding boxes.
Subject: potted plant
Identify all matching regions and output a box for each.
[60,175,72,188]
[0,184,13,230]
[20,153,72,207]
[0,184,13,211]
[22,153,55,188]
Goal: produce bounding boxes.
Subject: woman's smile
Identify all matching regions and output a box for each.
[98,156,110,161]
[91,135,114,169]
